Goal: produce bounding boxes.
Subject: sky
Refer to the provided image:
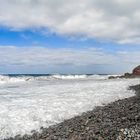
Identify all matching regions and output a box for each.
[0,0,140,74]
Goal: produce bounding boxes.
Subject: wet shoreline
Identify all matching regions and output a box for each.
[5,84,140,140]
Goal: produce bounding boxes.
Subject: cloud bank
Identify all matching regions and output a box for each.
[0,46,139,74]
[0,0,140,44]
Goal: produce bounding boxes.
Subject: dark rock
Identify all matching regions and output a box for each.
[133,65,140,75]
[108,76,116,79]
[124,72,132,78]
[109,65,140,79]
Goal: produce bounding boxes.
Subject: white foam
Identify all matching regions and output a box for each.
[0,77,139,139]
[0,75,31,84]
[0,74,109,84]
[51,74,87,79]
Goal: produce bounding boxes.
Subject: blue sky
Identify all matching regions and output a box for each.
[0,0,140,74]
[1,28,140,52]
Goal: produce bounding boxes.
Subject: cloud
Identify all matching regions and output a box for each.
[0,0,140,44]
[0,46,140,74]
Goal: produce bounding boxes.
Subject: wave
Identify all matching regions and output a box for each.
[0,74,111,84]
[0,75,28,84]
[50,74,87,79]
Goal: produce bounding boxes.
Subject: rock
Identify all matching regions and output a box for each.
[108,65,140,79]
[98,136,104,140]
[132,65,140,75]
[108,76,116,79]
[124,73,132,78]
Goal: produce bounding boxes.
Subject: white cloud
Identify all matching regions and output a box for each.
[0,0,140,44]
[0,46,140,74]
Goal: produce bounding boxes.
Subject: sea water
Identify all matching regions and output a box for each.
[0,74,139,139]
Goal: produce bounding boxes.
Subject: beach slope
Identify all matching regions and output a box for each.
[6,84,140,140]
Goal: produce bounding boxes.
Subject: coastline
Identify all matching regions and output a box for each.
[5,84,140,140]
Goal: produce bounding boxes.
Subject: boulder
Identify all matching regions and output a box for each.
[124,73,132,77]
[132,65,140,75]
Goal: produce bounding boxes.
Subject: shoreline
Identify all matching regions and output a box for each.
[5,84,140,140]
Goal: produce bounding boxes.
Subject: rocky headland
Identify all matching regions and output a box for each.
[109,65,140,79]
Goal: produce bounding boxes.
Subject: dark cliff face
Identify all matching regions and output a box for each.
[133,65,140,75]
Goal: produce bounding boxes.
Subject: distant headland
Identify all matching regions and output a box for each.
[109,65,140,79]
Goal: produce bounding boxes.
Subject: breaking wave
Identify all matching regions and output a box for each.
[0,74,110,84]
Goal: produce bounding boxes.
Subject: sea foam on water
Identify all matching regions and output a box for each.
[0,75,139,139]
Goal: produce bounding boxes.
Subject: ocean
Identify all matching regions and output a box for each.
[0,74,139,139]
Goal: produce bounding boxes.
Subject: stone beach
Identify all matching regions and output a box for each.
[5,84,140,140]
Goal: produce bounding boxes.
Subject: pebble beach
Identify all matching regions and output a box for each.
[5,84,140,140]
